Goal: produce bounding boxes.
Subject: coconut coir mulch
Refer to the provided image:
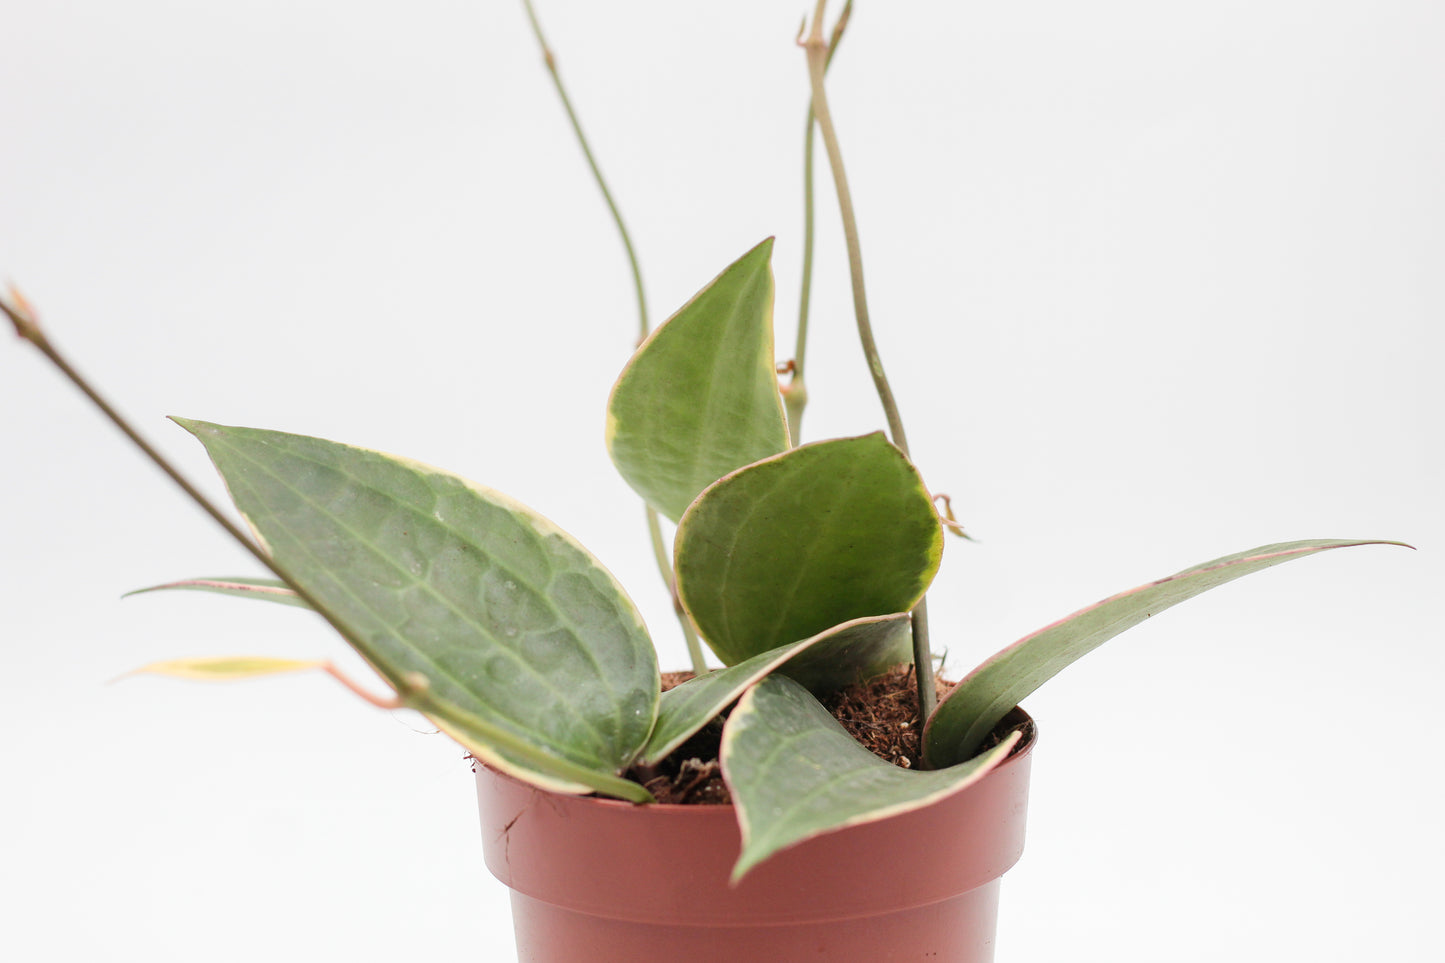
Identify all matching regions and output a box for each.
[633,665,955,805]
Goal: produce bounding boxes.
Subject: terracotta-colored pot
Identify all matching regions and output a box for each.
[475,707,1035,962]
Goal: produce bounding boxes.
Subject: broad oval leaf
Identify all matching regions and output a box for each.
[640,613,911,766]
[174,419,660,797]
[924,538,1410,767]
[722,674,1021,882]
[675,432,942,666]
[126,576,308,608]
[605,238,790,522]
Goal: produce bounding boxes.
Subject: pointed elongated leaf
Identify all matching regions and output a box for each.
[174,419,660,797]
[924,538,1409,767]
[779,612,912,692]
[126,577,308,608]
[675,432,943,666]
[125,655,324,681]
[722,674,1021,882]
[605,239,790,521]
[640,613,911,766]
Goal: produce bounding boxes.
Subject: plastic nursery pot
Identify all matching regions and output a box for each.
[474,707,1036,963]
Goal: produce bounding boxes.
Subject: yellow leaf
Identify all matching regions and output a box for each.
[124,656,324,682]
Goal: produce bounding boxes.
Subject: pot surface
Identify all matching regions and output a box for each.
[476,707,1035,962]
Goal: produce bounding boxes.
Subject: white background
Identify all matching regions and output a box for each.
[2,1,1441,960]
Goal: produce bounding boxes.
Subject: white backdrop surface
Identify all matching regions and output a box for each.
[2,2,1441,960]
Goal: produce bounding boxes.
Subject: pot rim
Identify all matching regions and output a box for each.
[575,702,1038,813]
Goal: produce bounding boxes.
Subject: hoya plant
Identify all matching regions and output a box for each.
[2,0,1404,882]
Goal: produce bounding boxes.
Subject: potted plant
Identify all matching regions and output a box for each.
[2,2,1419,960]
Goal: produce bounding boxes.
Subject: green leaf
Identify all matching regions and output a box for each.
[778,612,913,692]
[675,432,942,666]
[924,538,1410,767]
[424,699,655,804]
[124,655,324,681]
[174,419,660,798]
[722,674,1021,882]
[640,613,911,766]
[605,238,790,522]
[126,576,308,608]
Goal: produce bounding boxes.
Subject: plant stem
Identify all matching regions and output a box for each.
[520,0,648,339]
[520,1,707,675]
[646,505,707,673]
[788,106,816,446]
[802,1,936,727]
[791,0,853,446]
[0,296,406,701]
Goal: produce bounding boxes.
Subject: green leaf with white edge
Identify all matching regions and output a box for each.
[924,538,1410,768]
[421,695,654,803]
[640,613,911,766]
[722,674,1021,883]
[675,432,943,666]
[778,612,913,692]
[125,655,324,681]
[174,419,660,799]
[606,238,790,522]
[126,576,308,608]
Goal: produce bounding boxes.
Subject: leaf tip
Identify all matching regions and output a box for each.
[1,283,44,343]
